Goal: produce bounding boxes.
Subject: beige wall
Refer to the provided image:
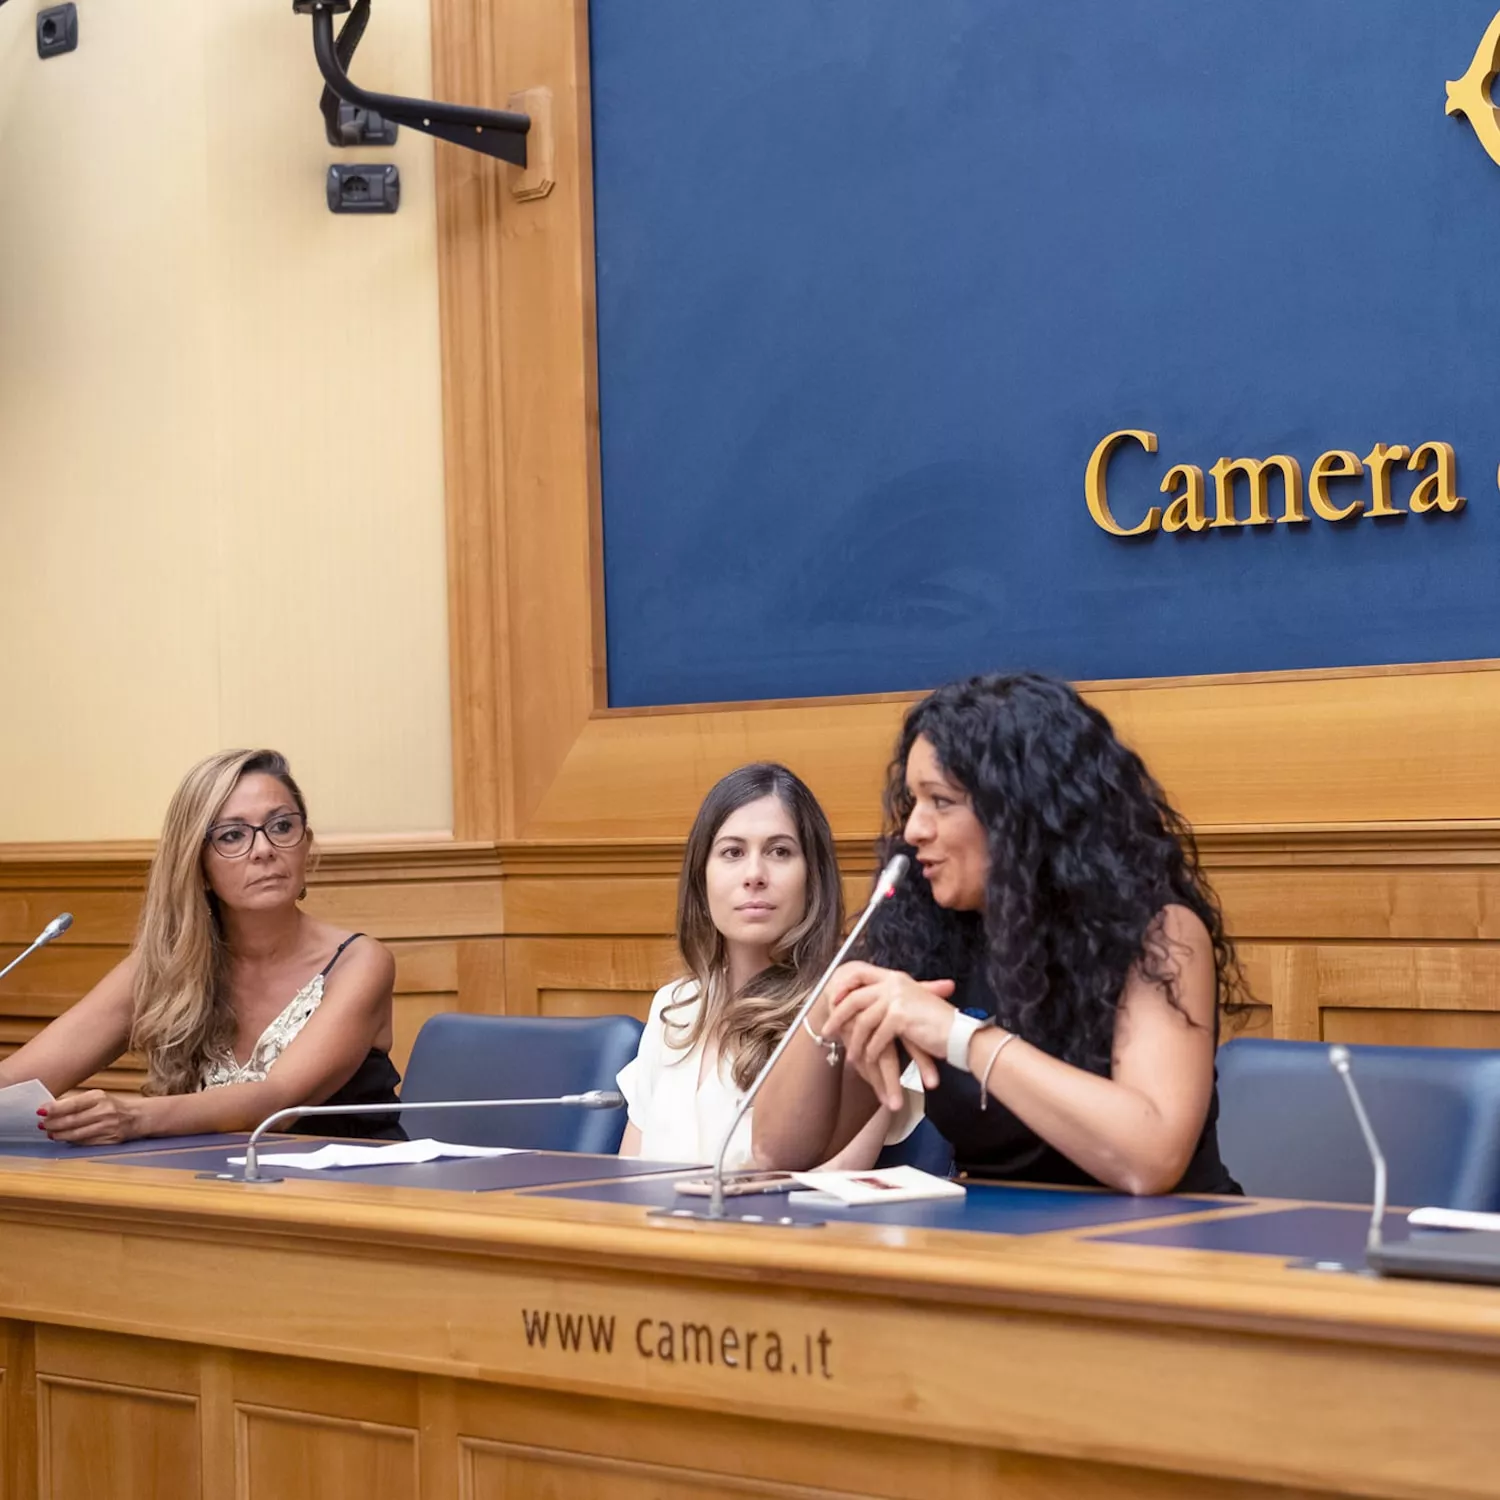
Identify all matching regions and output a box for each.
[0,0,452,841]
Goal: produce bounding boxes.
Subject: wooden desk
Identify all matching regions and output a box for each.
[0,1153,1497,1500]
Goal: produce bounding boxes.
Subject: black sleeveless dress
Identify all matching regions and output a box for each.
[280,933,405,1141]
[289,1047,406,1142]
[922,967,1242,1195]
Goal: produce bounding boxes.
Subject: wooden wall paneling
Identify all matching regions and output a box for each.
[0,1322,36,1500]
[494,0,603,833]
[1211,864,1500,943]
[455,938,507,1018]
[9,843,1500,1056]
[416,1378,461,1500]
[34,1329,201,1500]
[1310,943,1500,1012]
[1234,945,1320,1042]
[502,873,678,937]
[0,893,141,950]
[504,937,680,1021]
[1322,1008,1500,1048]
[515,671,1500,848]
[431,0,603,838]
[389,940,460,1077]
[446,1381,1311,1500]
[431,0,510,844]
[224,1348,423,1500]
[303,878,503,943]
[199,1350,236,1500]
[236,1408,418,1500]
[1225,941,1500,1048]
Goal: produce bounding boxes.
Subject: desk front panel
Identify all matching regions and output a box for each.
[0,1157,1497,1499]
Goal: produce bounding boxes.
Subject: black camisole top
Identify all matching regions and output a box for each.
[283,933,406,1142]
[922,967,1242,1195]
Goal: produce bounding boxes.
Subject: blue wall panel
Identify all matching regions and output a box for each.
[591,1,1500,707]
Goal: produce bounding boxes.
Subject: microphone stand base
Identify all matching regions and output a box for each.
[1290,1257,1376,1276]
[195,1172,285,1185]
[647,1205,824,1229]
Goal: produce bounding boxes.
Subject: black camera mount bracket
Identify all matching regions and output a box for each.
[294,0,530,166]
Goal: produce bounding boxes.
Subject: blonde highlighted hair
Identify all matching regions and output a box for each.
[664,763,843,1091]
[130,749,309,1095]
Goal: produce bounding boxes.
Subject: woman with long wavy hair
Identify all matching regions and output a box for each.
[618,762,921,1171]
[753,674,1247,1195]
[0,749,403,1144]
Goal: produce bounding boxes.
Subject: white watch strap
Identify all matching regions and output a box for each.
[946,1011,991,1070]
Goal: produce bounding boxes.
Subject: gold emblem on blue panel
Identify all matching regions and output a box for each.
[1447,9,1500,166]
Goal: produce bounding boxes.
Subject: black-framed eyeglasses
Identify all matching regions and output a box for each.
[204,813,308,859]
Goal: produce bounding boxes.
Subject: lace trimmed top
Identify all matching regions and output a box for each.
[198,933,405,1140]
[200,972,329,1088]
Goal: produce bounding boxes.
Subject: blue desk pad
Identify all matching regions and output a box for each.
[1094,1205,1412,1267]
[91,1145,699,1193]
[524,1176,1247,1235]
[0,1132,277,1161]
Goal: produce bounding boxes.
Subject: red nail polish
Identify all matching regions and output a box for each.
[36,1108,46,1117]
[36,1122,45,1131]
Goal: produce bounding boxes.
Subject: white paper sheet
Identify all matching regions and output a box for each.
[227,1139,527,1170]
[0,1079,56,1142]
[1407,1205,1500,1233]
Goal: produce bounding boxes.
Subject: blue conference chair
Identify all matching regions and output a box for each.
[876,1117,954,1175]
[1215,1038,1500,1211]
[399,1013,644,1152]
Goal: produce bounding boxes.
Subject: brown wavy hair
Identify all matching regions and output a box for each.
[665,763,844,1090]
[130,749,310,1094]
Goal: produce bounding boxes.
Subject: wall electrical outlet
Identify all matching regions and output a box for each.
[326,164,400,215]
[36,3,77,58]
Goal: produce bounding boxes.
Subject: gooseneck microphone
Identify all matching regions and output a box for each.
[697,853,911,1221]
[230,1090,625,1183]
[1328,1044,1388,1260]
[0,913,74,985]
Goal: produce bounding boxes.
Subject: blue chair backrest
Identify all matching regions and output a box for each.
[875,1117,954,1176]
[400,1013,645,1152]
[1216,1038,1500,1210]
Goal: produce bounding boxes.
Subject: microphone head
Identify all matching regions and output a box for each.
[578,1089,625,1109]
[1328,1044,1351,1071]
[39,913,73,945]
[874,853,910,901]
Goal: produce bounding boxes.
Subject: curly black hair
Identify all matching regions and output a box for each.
[862,673,1249,1073]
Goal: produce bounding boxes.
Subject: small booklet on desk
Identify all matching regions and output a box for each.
[787,1165,964,1206]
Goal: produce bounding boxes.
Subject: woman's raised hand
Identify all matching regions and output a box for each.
[822,961,956,1109]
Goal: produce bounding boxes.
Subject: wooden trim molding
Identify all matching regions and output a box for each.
[10,823,1500,890]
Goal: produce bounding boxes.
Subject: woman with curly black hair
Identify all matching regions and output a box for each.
[752,672,1245,1195]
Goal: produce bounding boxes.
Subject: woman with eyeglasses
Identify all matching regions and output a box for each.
[0,749,404,1144]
